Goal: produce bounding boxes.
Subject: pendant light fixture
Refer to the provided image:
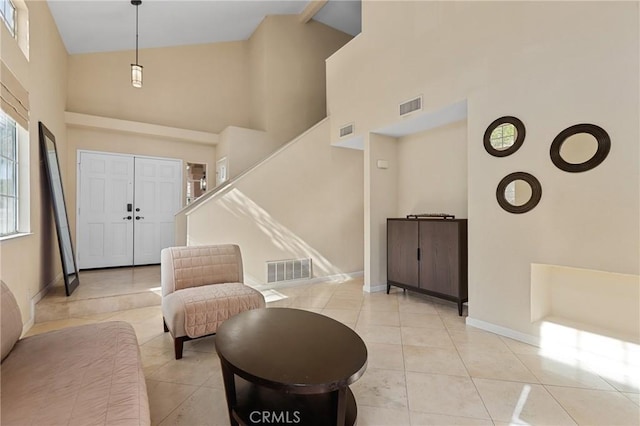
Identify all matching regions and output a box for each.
[131,0,143,88]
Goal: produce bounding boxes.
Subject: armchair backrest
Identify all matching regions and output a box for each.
[161,244,244,296]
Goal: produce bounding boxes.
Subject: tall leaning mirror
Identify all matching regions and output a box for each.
[39,122,79,296]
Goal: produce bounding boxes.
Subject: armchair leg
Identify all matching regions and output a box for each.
[174,336,186,360]
[163,318,169,333]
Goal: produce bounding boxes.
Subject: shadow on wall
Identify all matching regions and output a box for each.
[214,187,352,285]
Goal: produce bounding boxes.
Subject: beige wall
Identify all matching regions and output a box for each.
[397,120,468,218]
[249,16,353,145]
[0,1,68,325]
[186,119,364,285]
[217,126,279,181]
[248,17,268,134]
[67,16,351,147]
[328,1,639,340]
[67,41,251,134]
[364,133,397,292]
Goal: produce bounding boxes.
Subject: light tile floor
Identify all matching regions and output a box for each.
[26,268,640,426]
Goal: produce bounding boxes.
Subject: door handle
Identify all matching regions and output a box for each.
[123,216,132,220]
[135,216,144,220]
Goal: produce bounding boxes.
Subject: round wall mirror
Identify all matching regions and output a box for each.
[484,116,526,157]
[496,172,542,214]
[550,124,610,173]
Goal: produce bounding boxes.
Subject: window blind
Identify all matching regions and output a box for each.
[0,60,28,129]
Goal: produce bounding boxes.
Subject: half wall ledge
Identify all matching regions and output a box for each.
[531,263,640,344]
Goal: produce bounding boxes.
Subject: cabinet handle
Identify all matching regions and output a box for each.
[417,247,421,261]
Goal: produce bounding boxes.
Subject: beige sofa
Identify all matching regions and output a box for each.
[0,281,150,425]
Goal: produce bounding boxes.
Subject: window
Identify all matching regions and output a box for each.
[0,0,16,37]
[0,112,18,236]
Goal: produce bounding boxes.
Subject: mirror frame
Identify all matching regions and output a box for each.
[550,123,610,173]
[496,171,542,214]
[483,116,526,157]
[39,122,80,296]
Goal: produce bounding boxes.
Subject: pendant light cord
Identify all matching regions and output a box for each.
[135,3,139,65]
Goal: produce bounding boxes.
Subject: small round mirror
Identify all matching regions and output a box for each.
[484,116,526,157]
[559,133,599,165]
[504,179,533,207]
[550,124,610,173]
[497,172,542,214]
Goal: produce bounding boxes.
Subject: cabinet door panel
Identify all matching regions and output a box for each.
[387,220,419,287]
[419,221,459,295]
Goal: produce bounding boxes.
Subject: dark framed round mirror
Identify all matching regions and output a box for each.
[483,116,526,157]
[550,124,610,173]
[496,172,542,214]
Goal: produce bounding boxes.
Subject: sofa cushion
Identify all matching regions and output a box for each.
[1,321,150,425]
[1,280,23,362]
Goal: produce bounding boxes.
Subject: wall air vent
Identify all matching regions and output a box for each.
[267,258,312,283]
[399,96,423,116]
[339,123,354,138]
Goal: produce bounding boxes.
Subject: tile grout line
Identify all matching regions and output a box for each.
[445,306,494,423]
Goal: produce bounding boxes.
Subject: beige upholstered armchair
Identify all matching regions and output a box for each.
[161,244,266,359]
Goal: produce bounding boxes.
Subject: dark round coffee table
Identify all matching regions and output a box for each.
[215,308,368,426]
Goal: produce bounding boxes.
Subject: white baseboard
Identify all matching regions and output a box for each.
[363,284,387,293]
[465,316,541,347]
[23,273,61,335]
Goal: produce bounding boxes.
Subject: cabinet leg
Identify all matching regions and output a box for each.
[458,301,463,316]
[386,283,390,294]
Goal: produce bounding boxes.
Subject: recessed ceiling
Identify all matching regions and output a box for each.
[46,0,361,55]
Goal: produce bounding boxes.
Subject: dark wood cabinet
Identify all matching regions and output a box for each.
[387,218,468,315]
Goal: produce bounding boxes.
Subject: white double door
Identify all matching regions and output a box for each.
[78,152,182,269]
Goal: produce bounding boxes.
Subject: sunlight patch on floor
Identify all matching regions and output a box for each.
[540,320,640,392]
[260,289,289,303]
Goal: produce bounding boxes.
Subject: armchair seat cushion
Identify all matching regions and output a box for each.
[163,282,265,338]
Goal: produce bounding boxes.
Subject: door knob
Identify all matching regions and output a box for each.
[123,216,132,220]
[135,216,144,220]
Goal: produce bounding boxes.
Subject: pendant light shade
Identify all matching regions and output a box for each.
[131,64,143,88]
[131,0,143,88]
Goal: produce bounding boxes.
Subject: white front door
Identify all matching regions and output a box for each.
[78,152,182,269]
[78,152,134,268]
[133,157,182,265]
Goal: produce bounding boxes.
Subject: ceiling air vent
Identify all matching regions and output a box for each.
[399,96,422,116]
[339,123,354,138]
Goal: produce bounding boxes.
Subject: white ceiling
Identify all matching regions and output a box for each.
[47,0,361,55]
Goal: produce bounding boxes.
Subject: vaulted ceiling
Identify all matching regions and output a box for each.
[47,0,361,55]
